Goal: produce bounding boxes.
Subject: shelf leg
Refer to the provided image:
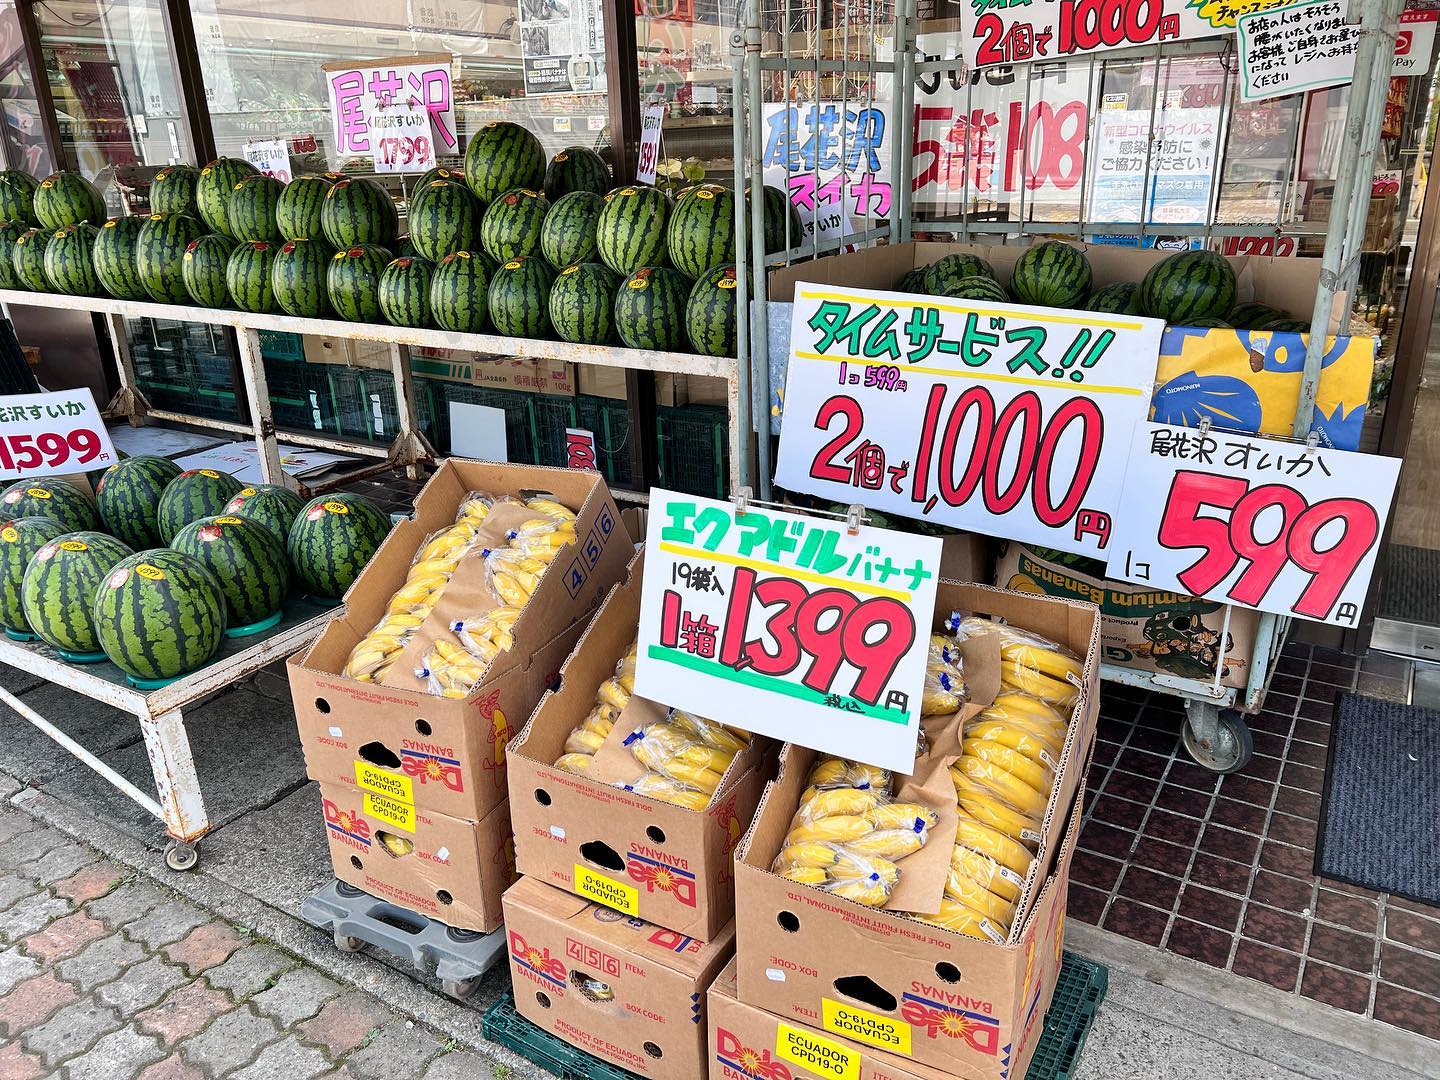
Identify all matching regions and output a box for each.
[388,342,428,480]
[101,312,150,427]
[140,707,210,844]
[234,326,290,488]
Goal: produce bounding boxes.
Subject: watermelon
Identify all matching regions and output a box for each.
[287,493,391,599]
[1009,241,1092,308]
[0,222,24,289]
[171,514,291,626]
[430,250,497,334]
[549,262,620,345]
[944,275,1009,304]
[22,532,133,655]
[229,174,284,244]
[415,165,465,192]
[408,179,482,263]
[487,256,555,338]
[465,122,546,205]
[327,244,394,323]
[480,187,549,263]
[614,266,689,352]
[181,234,236,308]
[275,174,337,241]
[1140,250,1235,324]
[1265,318,1311,333]
[93,550,226,679]
[378,256,436,328]
[226,240,278,313]
[0,479,99,530]
[33,171,105,230]
[1228,301,1285,328]
[322,176,398,250]
[396,235,418,258]
[667,184,736,280]
[1086,281,1144,314]
[43,224,101,295]
[923,253,997,295]
[149,165,199,217]
[223,484,305,546]
[0,171,38,226]
[135,213,206,303]
[195,157,259,238]
[12,228,50,291]
[544,147,611,201]
[596,186,670,275]
[96,455,182,549]
[156,468,244,543]
[686,264,738,357]
[0,516,65,634]
[272,238,334,319]
[92,217,148,300]
[1185,316,1232,329]
[540,191,604,270]
[758,184,801,255]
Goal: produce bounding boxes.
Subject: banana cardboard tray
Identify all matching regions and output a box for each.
[288,460,633,824]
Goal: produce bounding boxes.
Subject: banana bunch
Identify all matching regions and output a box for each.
[630,719,738,794]
[451,606,521,666]
[556,643,638,774]
[419,640,489,698]
[953,615,1082,712]
[629,772,711,811]
[378,832,415,858]
[922,632,967,716]
[913,899,1007,943]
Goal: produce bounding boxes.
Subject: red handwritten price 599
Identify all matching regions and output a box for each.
[0,428,106,473]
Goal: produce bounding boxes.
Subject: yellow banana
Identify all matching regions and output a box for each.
[952,775,1043,847]
[555,752,592,773]
[828,875,891,907]
[950,844,1025,903]
[954,816,1035,878]
[963,720,1063,767]
[986,692,1069,731]
[834,852,899,888]
[786,816,874,845]
[915,899,1007,943]
[565,728,605,755]
[847,763,892,792]
[779,865,829,886]
[807,757,850,787]
[847,828,926,860]
[1000,661,1078,709]
[801,787,881,819]
[778,843,839,869]
[629,772,710,810]
[596,679,631,710]
[945,865,1018,925]
[866,802,939,832]
[960,740,1055,798]
[954,755,1049,817]
[378,833,414,858]
[579,711,613,739]
[656,760,725,793]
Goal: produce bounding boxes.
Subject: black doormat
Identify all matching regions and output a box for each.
[1316,693,1440,905]
[1378,545,1440,625]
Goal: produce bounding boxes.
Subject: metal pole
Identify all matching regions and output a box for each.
[233,326,290,488]
[602,0,643,181]
[160,0,217,163]
[894,0,916,242]
[14,0,65,172]
[747,0,775,499]
[732,23,754,492]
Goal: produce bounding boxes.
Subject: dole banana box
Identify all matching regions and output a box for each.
[289,460,632,824]
[734,581,1098,1080]
[320,784,514,934]
[503,876,734,1079]
[510,548,774,941]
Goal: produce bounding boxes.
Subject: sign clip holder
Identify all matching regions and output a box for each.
[731,487,868,536]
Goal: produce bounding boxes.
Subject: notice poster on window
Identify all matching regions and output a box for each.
[1237,0,1358,104]
[519,0,607,96]
[1089,106,1221,225]
[322,54,458,163]
[242,139,292,183]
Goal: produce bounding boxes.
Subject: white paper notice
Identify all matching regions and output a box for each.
[448,402,508,461]
[370,102,436,175]
[1238,0,1357,103]
[636,104,665,185]
[242,139,292,183]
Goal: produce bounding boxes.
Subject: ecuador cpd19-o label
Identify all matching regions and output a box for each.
[573,864,639,916]
[821,998,912,1055]
[776,1021,860,1080]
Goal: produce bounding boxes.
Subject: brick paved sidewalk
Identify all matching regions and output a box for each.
[0,808,501,1079]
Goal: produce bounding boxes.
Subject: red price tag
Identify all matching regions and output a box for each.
[565,428,597,471]
[0,428,107,473]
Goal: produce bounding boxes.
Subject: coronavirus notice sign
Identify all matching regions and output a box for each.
[634,489,941,772]
[1104,423,1400,627]
[773,282,1162,557]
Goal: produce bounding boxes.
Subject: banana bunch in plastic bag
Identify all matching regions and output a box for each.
[922,632,968,716]
[555,644,638,775]
[486,499,578,609]
[950,615,1082,711]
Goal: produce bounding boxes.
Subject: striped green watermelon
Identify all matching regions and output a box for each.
[758,184,801,254]
[1227,301,1285,328]
[1265,318,1310,333]
[0,516,65,634]
[408,179,481,262]
[275,174,337,241]
[667,184,736,279]
[540,191,603,270]
[1009,241,1092,308]
[614,266,689,352]
[327,244,394,323]
[223,484,305,546]
[1086,281,1144,314]
[136,213,206,303]
[149,165,199,217]
[288,492,391,599]
[378,256,435,328]
[195,158,259,238]
[0,171,38,226]
[396,235,418,258]
[42,224,100,296]
[22,532,134,655]
[923,253,997,296]
[12,228,50,291]
[415,165,465,192]
[156,468,244,543]
[686,264,738,357]
[893,268,928,293]
[171,514,291,626]
[1185,316,1231,329]
[944,275,1009,304]
[596,186,670,275]
[92,218,148,300]
[0,221,24,289]
[480,187,549,262]
[549,262,620,344]
[322,177,398,250]
[226,241,278,313]
[33,171,105,230]
[431,250,496,334]
[487,256,555,338]
[181,235,237,309]
[229,174,284,243]
[272,238,334,319]
[543,147,610,201]
[465,122,546,205]
[0,479,99,530]
[94,550,226,679]
[96,455,182,549]
[1140,250,1235,324]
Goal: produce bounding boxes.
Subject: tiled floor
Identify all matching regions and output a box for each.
[1069,639,1440,1042]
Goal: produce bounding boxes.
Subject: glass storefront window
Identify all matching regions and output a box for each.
[637,0,738,184]
[0,3,54,174]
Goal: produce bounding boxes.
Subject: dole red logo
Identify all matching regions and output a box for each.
[900,994,1001,1055]
[508,930,566,988]
[714,1028,792,1079]
[626,853,698,908]
[322,797,371,848]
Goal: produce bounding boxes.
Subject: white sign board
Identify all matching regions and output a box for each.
[448,401,508,462]
[323,54,458,163]
[242,139,292,183]
[1090,107,1221,225]
[1105,423,1400,627]
[1393,8,1438,75]
[634,490,940,773]
[0,389,115,480]
[773,283,1162,557]
[1238,0,1357,103]
[636,104,666,185]
[370,102,436,175]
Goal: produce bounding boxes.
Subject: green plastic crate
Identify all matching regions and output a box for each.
[325,366,376,442]
[575,394,634,489]
[426,383,535,462]
[481,995,639,1080]
[258,329,304,362]
[263,355,333,434]
[655,403,728,499]
[532,393,580,468]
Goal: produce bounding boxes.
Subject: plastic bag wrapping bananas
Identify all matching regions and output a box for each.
[921,631,969,717]
[554,642,638,774]
[948,614,1083,711]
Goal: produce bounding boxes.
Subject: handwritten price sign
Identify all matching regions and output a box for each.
[370,102,435,174]
[636,104,665,185]
[0,389,115,479]
[634,490,940,772]
[1105,423,1400,626]
[773,282,1161,556]
[565,427,597,471]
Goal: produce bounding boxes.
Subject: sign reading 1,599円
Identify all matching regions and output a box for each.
[773,283,1162,557]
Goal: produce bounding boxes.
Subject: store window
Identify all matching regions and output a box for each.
[637,0,739,185]
[0,3,53,174]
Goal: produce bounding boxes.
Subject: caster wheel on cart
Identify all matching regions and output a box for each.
[443,976,480,1000]
[1182,710,1254,774]
[334,932,365,953]
[164,841,200,872]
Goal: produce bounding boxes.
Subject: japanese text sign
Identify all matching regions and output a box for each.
[1104,423,1400,626]
[370,102,436,174]
[637,104,665,185]
[0,389,115,480]
[634,490,941,772]
[1238,0,1357,103]
[322,54,456,162]
[1392,9,1437,75]
[773,283,1162,557]
[242,139,291,183]
[1090,106,1220,225]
